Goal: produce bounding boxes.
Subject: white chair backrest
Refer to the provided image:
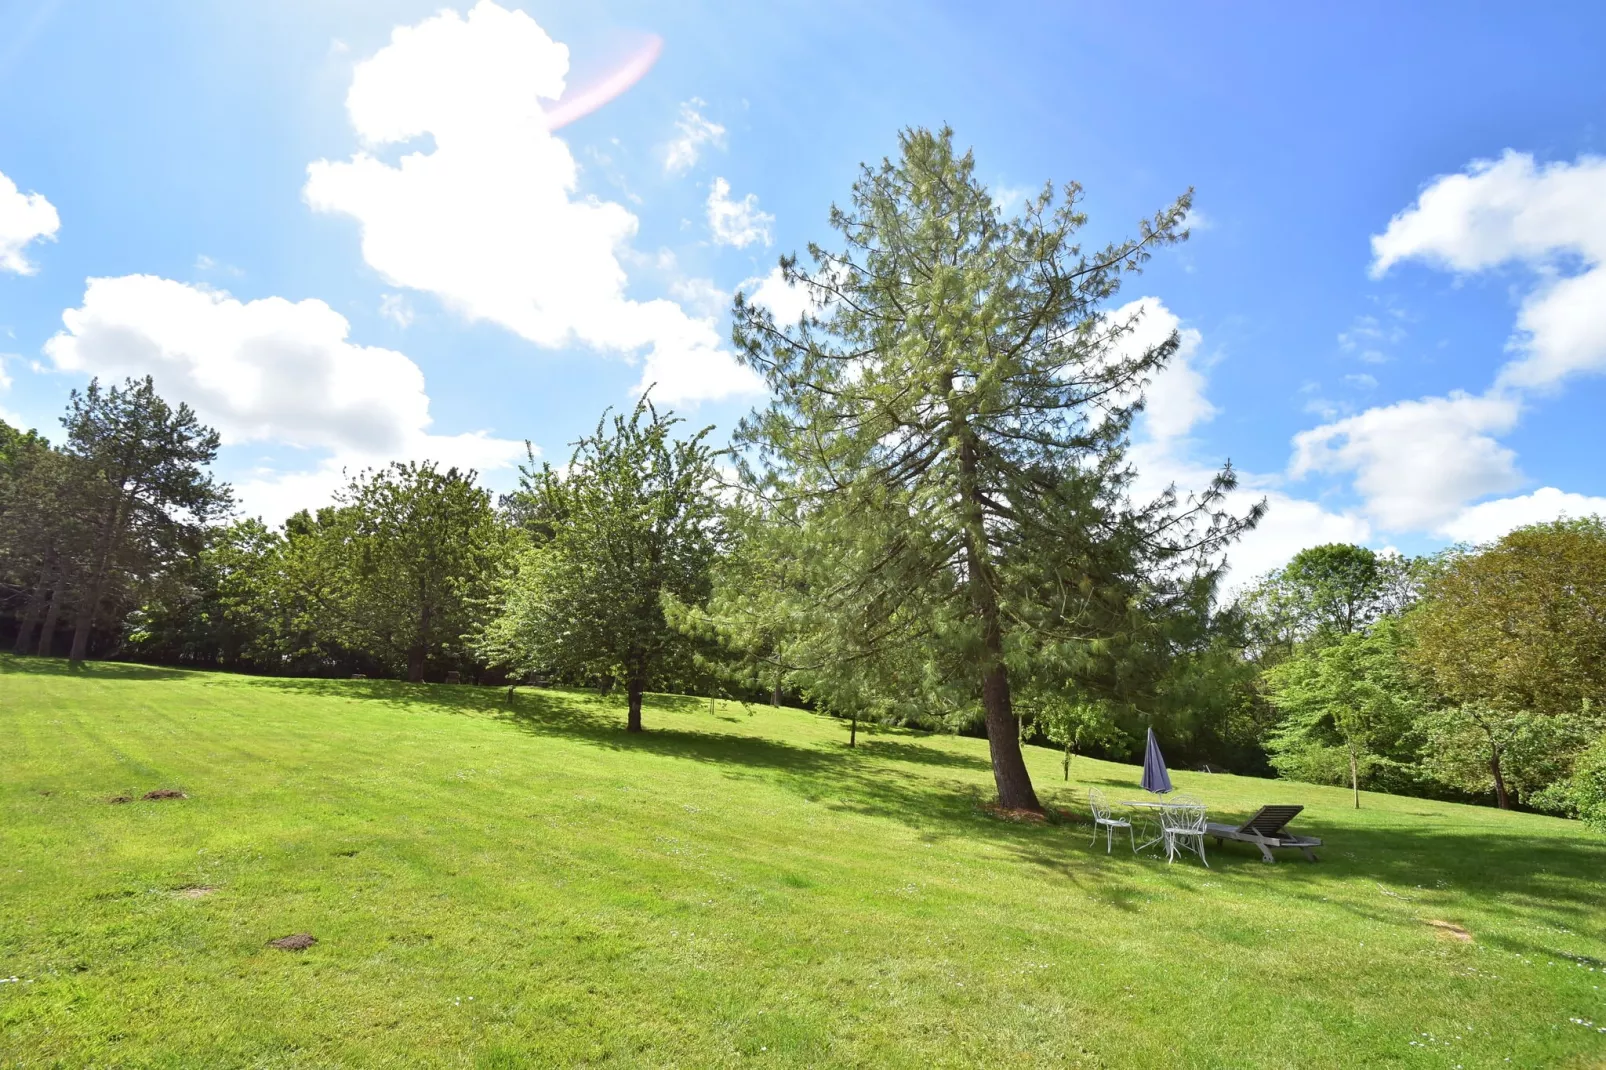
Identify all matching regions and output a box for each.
[1088,787,1111,821]
[1161,795,1206,833]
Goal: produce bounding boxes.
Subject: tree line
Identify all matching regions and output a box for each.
[1,127,1600,831]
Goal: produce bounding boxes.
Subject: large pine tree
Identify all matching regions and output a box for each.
[731,128,1255,810]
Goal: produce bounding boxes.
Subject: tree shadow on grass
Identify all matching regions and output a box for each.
[0,654,190,682]
[249,675,517,715]
[246,674,1606,932]
[1009,800,1606,940]
[494,687,1110,856]
[854,738,992,771]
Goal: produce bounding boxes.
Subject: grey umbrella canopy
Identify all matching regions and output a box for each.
[1141,727,1173,795]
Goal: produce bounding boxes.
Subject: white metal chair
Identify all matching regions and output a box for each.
[1160,794,1209,866]
[1087,787,1135,854]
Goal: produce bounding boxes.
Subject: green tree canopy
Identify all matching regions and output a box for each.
[1236,543,1417,660]
[336,462,507,682]
[1406,518,1606,807]
[59,377,230,664]
[483,398,723,731]
[729,126,1255,810]
[1263,618,1422,807]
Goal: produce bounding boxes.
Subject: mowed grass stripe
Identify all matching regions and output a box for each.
[2,656,1603,1067]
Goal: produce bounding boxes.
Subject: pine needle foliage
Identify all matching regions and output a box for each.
[730,127,1258,809]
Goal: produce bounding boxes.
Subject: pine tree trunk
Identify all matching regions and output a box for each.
[70,496,129,666]
[67,600,96,665]
[850,709,858,747]
[626,677,645,732]
[982,660,1041,811]
[407,646,426,683]
[37,581,65,657]
[12,566,51,655]
[772,667,782,707]
[1490,750,1511,809]
[956,424,1041,813]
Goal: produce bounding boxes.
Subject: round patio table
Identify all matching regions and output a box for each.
[1118,799,1194,853]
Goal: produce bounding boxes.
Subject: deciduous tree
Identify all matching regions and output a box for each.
[483,399,722,731]
[1406,519,1606,807]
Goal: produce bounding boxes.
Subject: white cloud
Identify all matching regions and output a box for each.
[1111,300,1368,584]
[1371,150,1606,391]
[1438,486,1606,545]
[669,275,729,319]
[1343,373,1378,390]
[1290,391,1522,531]
[303,2,760,407]
[1337,312,1403,364]
[49,276,428,453]
[1104,297,1217,442]
[44,275,524,520]
[664,98,725,174]
[706,177,773,248]
[379,292,415,328]
[745,265,812,325]
[0,169,60,274]
[1224,492,1373,587]
[229,429,525,525]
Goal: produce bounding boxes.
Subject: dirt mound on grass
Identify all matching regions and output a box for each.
[268,933,317,951]
[107,795,132,804]
[1426,919,1473,942]
[141,789,187,801]
[173,886,216,899]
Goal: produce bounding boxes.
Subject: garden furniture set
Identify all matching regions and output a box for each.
[1089,788,1321,865]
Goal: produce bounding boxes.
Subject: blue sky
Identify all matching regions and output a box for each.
[2,0,1605,578]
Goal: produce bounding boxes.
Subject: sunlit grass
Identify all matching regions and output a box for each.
[2,654,1603,1067]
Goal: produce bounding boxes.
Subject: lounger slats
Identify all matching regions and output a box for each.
[1240,805,1304,835]
[1207,806,1322,862]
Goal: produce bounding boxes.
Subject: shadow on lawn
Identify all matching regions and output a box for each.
[246,674,1606,930]
[854,738,991,771]
[0,654,190,682]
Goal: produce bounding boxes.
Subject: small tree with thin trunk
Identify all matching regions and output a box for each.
[1263,621,1419,807]
[730,127,1254,811]
[483,398,722,732]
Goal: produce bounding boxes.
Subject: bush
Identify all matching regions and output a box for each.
[1533,734,1606,834]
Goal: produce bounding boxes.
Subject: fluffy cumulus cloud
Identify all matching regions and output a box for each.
[1290,391,1522,531]
[664,98,725,174]
[0,169,60,274]
[1227,492,1373,587]
[1105,298,1371,583]
[1372,150,1606,391]
[1103,297,1217,443]
[706,178,773,248]
[46,275,523,519]
[743,265,813,325]
[1438,486,1606,545]
[1299,150,1606,540]
[304,2,760,405]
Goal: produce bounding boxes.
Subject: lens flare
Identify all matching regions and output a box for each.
[544,34,663,130]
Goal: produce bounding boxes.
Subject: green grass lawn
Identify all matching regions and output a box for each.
[2,655,1604,1068]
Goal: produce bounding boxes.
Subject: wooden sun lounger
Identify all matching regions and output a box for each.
[1206,805,1321,863]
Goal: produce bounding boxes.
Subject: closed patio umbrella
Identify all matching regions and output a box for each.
[1140,727,1173,795]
